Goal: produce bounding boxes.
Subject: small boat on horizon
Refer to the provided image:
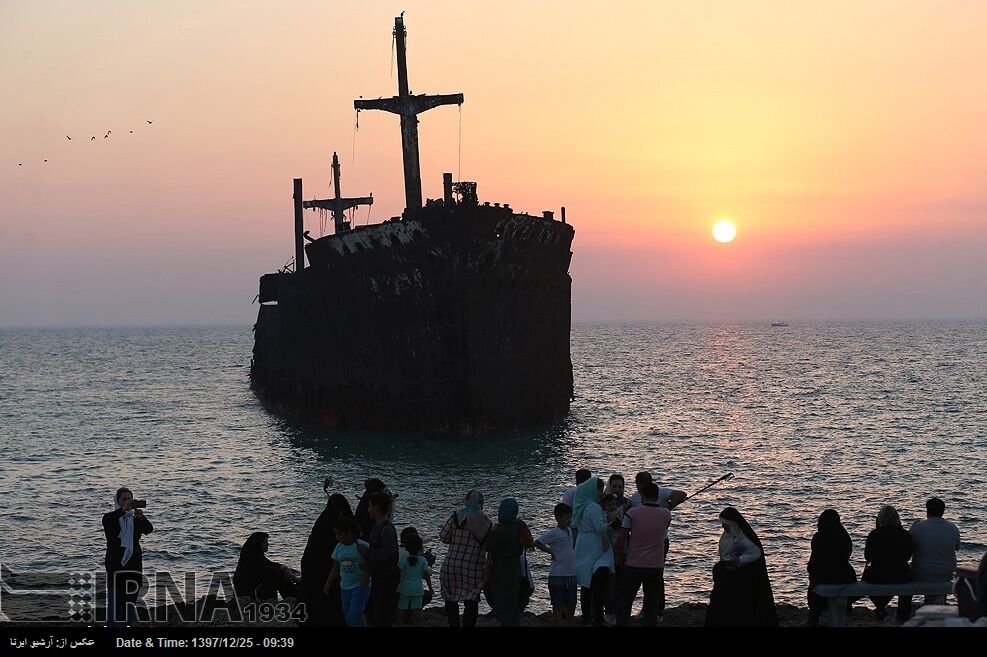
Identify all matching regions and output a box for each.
[771,321,789,327]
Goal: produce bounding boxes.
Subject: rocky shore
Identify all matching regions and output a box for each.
[45,597,912,628]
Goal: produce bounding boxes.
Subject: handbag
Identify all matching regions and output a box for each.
[482,550,537,611]
[518,551,535,609]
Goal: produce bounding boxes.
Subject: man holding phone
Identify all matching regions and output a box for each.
[102,487,154,627]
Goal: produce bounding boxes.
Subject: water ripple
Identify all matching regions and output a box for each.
[0,322,985,614]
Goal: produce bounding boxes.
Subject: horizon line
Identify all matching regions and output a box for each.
[3,316,987,330]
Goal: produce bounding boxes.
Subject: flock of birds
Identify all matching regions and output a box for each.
[16,120,153,167]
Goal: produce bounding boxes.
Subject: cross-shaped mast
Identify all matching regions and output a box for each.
[303,152,373,234]
[354,14,464,211]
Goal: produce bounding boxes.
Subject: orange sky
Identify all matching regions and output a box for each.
[2,1,986,325]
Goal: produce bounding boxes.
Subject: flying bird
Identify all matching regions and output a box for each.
[43,159,47,163]
[66,135,72,140]
[146,120,153,124]
[129,130,133,134]
[18,163,22,166]
[91,136,96,141]
[105,131,112,137]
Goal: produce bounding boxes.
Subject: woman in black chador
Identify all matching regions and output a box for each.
[806,508,858,626]
[232,532,299,600]
[354,478,395,541]
[299,483,354,626]
[862,504,913,622]
[705,507,778,627]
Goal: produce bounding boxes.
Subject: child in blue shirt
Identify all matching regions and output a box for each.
[396,531,433,625]
[325,517,370,627]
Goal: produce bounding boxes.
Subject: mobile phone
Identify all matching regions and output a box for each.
[131,499,147,509]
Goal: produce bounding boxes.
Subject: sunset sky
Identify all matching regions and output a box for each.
[2,0,986,326]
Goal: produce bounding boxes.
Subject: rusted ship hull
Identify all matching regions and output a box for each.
[250,203,574,435]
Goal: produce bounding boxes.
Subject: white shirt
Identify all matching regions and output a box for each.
[536,527,577,577]
[718,521,761,565]
[630,487,672,508]
[562,486,576,509]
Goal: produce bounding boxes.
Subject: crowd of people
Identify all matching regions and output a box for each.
[806,498,963,626]
[102,475,983,628]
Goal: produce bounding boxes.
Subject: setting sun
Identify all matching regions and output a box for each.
[712,220,737,244]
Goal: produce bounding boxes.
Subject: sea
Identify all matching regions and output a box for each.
[1,322,985,618]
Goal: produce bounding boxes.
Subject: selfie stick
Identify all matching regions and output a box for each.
[683,473,734,503]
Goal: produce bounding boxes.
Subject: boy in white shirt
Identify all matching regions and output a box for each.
[535,503,577,626]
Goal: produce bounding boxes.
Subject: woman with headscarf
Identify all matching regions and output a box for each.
[102,487,153,627]
[862,504,913,623]
[233,532,299,601]
[572,476,614,626]
[484,499,525,626]
[299,492,354,626]
[705,507,778,627]
[806,508,857,626]
[354,478,392,541]
[515,515,535,612]
[440,489,493,627]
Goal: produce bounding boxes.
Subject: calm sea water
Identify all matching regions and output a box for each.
[1,322,985,616]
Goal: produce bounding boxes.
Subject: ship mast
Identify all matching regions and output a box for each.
[302,152,374,235]
[354,14,464,211]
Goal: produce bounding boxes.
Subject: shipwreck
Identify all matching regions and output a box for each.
[250,15,574,435]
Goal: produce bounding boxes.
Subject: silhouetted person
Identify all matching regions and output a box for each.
[102,487,153,627]
[440,489,491,627]
[485,499,524,627]
[615,481,671,626]
[705,507,778,627]
[233,533,298,600]
[361,491,399,626]
[573,477,613,626]
[910,497,961,606]
[300,487,353,626]
[354,478,389,541]
[862,505,913,623]
[806,509,857,626]
[562,468,592,508]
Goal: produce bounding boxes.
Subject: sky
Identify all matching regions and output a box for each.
[2,0,986,326]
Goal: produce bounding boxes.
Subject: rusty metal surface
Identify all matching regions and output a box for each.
[250,202,574,436]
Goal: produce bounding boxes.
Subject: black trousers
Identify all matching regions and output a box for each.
[444,600,479,627]
[107,570,144,627]
[256,566,298,600]
[367,574,399,627]
[871,594,913,622]
[616,565,665,626]
[580,567,610,625]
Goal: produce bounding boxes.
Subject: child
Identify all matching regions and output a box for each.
[535,503,577,625]
[398,526,434,613]
[400,526,436,568]
[324,517,370,627]
[396,530,433,625]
